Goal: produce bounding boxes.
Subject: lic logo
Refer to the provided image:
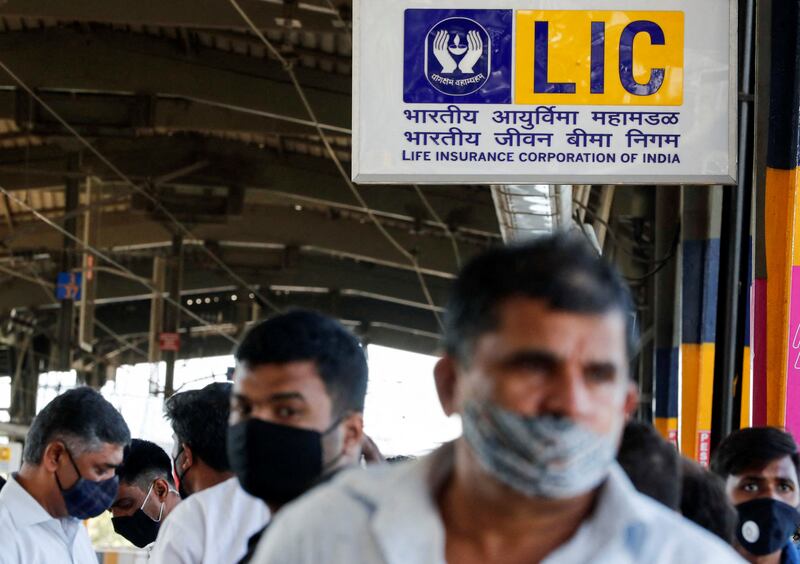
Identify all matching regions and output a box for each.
[424,17,490,96]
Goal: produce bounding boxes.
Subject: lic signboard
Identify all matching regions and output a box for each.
[353,1,735,184]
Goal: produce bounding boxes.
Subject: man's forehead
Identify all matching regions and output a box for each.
[736,455,799,481]
[237,361,327,395]
[80,443,125,465]
[486,299,628,354]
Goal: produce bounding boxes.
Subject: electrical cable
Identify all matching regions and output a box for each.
[413,185,462,268]
[572,198,680,268]
[571,208,679,284]
[227,0,445,330]
[0,58,281,315]
[3,251,169,361]
[0,185,239,345]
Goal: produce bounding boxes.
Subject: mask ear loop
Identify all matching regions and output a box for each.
[139,481,161,522]
[143,481,179,523]
[319,412,352,475]
[54,444,83,492]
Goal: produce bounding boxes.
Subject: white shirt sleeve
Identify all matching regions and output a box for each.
[149,498,206,564]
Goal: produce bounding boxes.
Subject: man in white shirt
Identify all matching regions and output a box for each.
[253,234,744,564]
[109,439,182,550]
[0,387,131,564]
[149,382,269,564]
[227,310,370,563]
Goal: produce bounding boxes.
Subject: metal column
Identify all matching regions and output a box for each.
[653,186,681,447]
[56,161,80,371]
[713,0,755,442]
[163,236,183,397]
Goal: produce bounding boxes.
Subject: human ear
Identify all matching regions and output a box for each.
[434,356,459,416]
[340,412,364,457]
[152,478,170,501]
[178,445,193,472]
[42,441,66,473]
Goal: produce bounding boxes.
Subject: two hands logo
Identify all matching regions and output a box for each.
[431,29,484,75]
[425,17,490,96]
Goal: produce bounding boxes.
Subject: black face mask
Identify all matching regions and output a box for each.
[111,484,164,548]
[172,448,192,499]
[227,418,340,507]
[736,498,800,556]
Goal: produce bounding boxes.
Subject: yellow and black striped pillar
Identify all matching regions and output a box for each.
[754,0,800,437]
[680,186,722,465]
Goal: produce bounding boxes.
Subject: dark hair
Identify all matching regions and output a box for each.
[444,233,636,363]
[681,458,737,544]
[117,439,175,490]
[711,426,800,479]
[617,421,682,510]
[164,382,232,472]
[235,309,368,414]
[23,387,130,464]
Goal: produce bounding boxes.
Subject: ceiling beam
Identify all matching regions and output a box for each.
[0,137,500,237]
[0,251,452,312]
[0,205,477,277]
[0,0,346,33]
[0,27,350,129]
[93,291,441,357]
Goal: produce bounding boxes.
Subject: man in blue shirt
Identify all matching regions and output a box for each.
[713,427,800,564]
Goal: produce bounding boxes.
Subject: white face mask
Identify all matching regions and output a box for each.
[461,400,617,499]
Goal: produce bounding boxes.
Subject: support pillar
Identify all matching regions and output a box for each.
[163,236,183,398]
[680,186,722,466]
[56,160,79,372]
[757,0,800,438]
[653,186,681,447]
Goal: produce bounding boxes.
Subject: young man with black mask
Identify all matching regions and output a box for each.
[149,382,269,564]
[0,387,130,564]
[712,427,800,563]
[109,439,181,550]
[251,234,741,564]
[227,309,369,563]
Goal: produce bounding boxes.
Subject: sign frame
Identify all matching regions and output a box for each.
[352,1,738,186]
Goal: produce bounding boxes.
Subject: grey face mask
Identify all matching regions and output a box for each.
[461,400,617,499]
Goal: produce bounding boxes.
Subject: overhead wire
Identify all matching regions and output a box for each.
[0,58,281,315]
[0,262,150,362]
[572,198,680,268]
[227,0,445,331]
[320,2,464,278]
[0,185,239,345]
[571,206,679,284]
[413,185,462,268]
[3,240,179,361]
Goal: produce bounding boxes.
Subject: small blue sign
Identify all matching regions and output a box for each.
[56,272,82,301]
[404,9,513,104]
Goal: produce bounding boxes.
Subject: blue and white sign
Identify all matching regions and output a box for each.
[404,10,512,103]
[56,272,82,301]
[353,0,737,185]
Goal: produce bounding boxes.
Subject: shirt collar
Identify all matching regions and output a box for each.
[342,441,649,564]
[0,473,65,529]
